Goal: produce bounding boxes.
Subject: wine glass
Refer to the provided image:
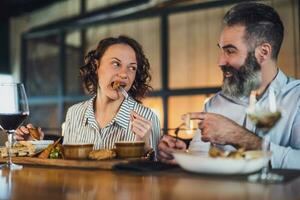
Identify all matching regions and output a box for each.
[0,83,29,170]
[246,88,284,183]
[179,113,210,152]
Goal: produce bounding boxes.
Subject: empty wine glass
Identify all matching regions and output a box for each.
[246,88,284,183]
[0,83,29,170]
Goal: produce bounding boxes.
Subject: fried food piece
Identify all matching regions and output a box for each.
[209,146,245,159]
[28,128,40,140]
[227,148,245,159]
[0,147,8,158]
[0,141,36,157]
[112,81,120,90]
[208,146,224,158]
[38,138,61,159]
[89,149,116,160]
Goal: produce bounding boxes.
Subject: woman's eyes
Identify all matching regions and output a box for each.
[111,61,137,71]
[112,61,120,67]
[128,66,137,71]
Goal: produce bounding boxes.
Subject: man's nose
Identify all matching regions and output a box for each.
[218,53,228,67]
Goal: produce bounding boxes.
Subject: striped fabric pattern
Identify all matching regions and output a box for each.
[63,96,161,154]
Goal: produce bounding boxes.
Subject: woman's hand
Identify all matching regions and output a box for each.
[130,111,152,145]
[158,135,187,165]
[15,123,44,141]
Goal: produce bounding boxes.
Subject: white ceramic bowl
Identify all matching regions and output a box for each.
[173,150,270,175]
[28,140,54,152]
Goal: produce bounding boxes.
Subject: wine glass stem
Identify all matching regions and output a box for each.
[261,133,270,178]
[7,130,14,166]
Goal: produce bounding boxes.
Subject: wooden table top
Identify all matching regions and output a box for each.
[0,165,300,200]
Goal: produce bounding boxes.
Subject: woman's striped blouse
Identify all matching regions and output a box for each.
[63,96,161,154]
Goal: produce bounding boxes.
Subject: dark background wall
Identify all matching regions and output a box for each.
[0,18,9,73]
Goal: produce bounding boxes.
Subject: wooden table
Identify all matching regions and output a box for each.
[0,165,300,200]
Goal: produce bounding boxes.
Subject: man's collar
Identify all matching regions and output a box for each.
[268,69,288,94]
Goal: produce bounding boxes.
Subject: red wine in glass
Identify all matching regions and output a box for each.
[0,83,29,170]
[0,113,29,131]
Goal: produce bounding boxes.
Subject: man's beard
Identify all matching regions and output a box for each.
[221,52,261,98]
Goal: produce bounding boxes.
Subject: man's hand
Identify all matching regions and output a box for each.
[184,112,261,150]
[158,135,187,164]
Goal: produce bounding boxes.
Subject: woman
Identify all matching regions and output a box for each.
[16,35,161,153]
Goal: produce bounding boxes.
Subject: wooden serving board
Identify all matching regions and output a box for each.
[0,157,130,170]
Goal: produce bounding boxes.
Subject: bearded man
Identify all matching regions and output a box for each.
[158,2,300,169]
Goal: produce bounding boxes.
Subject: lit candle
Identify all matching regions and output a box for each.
[269,87,277,112]
[249,90,257,112]
[185,113,191,130]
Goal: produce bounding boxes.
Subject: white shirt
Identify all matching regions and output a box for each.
[189,70,300,169]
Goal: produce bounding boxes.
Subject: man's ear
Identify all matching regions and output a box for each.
[255,43,272,63]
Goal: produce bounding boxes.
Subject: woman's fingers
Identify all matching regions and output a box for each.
[15,126,29,140]
[14,134,25,141]
[15,124,44,141]
[130,111,152,139]
[37,127,45,140]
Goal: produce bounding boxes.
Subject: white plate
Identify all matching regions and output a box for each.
[173,151,270,175]
[28,140,54,152]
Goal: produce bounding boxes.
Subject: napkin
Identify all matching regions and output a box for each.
[113,160,178,172]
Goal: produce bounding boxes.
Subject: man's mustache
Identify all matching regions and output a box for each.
[220,65,239,75]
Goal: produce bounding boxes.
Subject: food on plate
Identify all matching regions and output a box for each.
[28,128,41,140]
[49,143,64,159]
[38,138,61,159]
[88,149,116,160]
[209,146,245,159]
[0,141,36,158]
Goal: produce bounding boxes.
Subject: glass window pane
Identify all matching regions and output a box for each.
[169,8,224,89]
[168,95,213,129]
[26,35,60,96]
[28,104,60,135]
[85,17,161,90]
[65,31,85,96]
[142,97,163,128]
[0,74,13,83]
[86,0,129,12]
[64,102,76,120]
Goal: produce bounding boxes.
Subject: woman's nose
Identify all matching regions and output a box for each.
[118,72,128,79]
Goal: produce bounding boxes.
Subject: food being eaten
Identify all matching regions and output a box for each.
[112,81,120,90]
[88,149,116,160]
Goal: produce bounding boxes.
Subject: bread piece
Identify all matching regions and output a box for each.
[28,128,40,140]
[89,149,116,160]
